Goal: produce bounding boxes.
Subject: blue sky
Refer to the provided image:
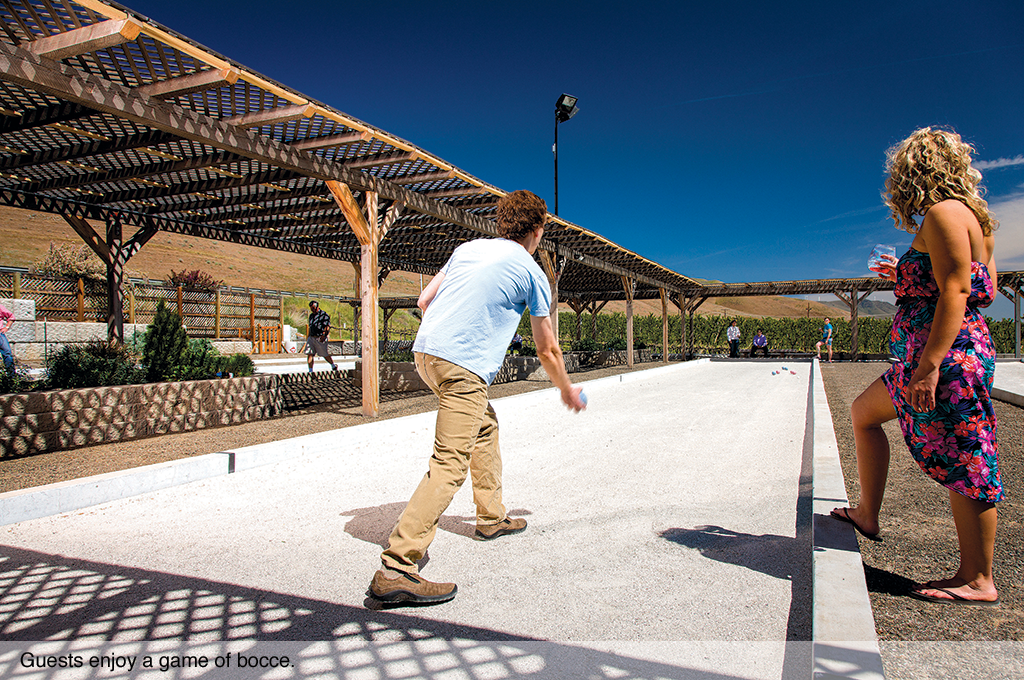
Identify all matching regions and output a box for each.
[123,0,1024,318]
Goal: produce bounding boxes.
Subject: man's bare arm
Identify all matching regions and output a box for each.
[530,314,585,411]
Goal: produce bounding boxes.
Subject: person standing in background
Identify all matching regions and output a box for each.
[0,301,15,374]
[303,300,338,372]
[726,320,741,358]
[816,317,834,362]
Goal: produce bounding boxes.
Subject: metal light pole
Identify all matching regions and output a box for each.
[553,93,579,216]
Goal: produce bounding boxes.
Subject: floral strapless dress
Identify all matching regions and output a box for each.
[881,248,1003,502]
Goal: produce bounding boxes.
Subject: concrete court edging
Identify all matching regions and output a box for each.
[0,360,707,527]
[809,357,885,679]
[0,453,229,526]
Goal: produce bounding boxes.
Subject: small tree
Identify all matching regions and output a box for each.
[144,299,188,382]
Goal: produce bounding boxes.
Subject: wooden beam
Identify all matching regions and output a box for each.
[341,151,417,170]
[222,103,317,129]
[135,67,240,99]
[390,169,455,185]
[62,213,110,264]
[326,180,373,245]
[28,19,142,61]
[289,130,371,151]
[422,186,488,199]
[15,149,240,193]
[380,201,404,239]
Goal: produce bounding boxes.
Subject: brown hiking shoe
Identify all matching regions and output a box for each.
[474,516,527,541]
[368,570,457,604]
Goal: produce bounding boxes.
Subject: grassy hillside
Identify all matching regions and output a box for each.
[0,205,843,321]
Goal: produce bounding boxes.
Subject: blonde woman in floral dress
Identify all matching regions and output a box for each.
[831,127,1002,606]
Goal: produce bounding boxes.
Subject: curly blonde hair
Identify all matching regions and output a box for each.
[883,127,997,235]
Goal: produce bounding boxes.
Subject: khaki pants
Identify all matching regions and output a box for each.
[381,353,506,574]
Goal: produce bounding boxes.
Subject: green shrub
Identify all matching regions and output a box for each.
[571,338,602,352]
[221,353,254,377]
[606,337,628,351]
[46,342,145,390]
[382,348,415,362]
[0,365,32,394]
[144,299,188,382]
[174,338,221,381]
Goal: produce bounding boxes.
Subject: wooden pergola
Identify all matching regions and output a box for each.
[1,0,1019,420]
[0,0,704,416]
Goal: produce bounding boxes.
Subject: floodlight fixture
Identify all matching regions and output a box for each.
[553,93,580,216]
[555,94,579,122]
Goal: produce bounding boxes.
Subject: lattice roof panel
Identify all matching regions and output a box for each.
[0,0,706,301]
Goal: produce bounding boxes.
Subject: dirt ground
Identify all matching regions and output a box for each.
[2,360,1021,643]
[821,362,1023,642]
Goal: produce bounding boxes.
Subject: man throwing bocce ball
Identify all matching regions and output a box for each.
[368,189,587,605]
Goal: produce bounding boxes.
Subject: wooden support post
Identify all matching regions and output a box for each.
[176,285,183,319]
[351,262,361,346]
[567,299,586,343]
[105,212,124,343]
[660,288,669,363]
[590,300,607,340]
[1017,291,1022,359]
[328,179,383,417]
[835,288,872,362]
[12,272,20,298]
[538,250,560,346]
[215,289,221,339]
[128,288,135,325]
[382,308,397,350]
[622,276,635,368]
[77,277,85,322]
[249,293,256,351]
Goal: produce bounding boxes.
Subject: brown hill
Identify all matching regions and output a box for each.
[0,205,844,320]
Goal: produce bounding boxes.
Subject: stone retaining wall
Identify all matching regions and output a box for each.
[1,375,280,456]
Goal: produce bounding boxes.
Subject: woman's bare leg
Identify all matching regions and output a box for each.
[833,377,896,535]
[913,492,998,602]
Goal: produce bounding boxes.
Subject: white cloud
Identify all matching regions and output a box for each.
[975,155,1024,170]
[990,193,1024,269]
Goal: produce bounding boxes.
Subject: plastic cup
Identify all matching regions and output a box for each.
[868,244,896,273]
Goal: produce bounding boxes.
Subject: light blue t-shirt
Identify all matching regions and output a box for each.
[414,238,551,384]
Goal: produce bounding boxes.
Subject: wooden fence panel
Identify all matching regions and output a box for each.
[0,272,281,341]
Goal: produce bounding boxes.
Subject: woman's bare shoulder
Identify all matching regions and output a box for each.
[924,199,976,222]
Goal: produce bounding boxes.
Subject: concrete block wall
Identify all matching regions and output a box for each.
[0,375,281,456]
[352,361,429,392]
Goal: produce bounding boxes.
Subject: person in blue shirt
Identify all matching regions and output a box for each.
[750,329,768,358]
[816,317,834,363]
[368,190,586,605]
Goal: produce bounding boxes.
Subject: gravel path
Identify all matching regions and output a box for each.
[3,360,1021,644]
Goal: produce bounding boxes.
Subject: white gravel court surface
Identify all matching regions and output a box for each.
[0,360,824,679]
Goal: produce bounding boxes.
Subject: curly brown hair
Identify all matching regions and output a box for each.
[883,127,997,235]
[496,190,547,241]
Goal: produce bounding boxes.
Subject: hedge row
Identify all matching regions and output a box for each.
[519,311,1020,354]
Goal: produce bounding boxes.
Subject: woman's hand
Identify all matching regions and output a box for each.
[871,254,899,282]
[907,364,939,412]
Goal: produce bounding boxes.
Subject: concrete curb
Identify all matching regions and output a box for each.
[810,357,885,679]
